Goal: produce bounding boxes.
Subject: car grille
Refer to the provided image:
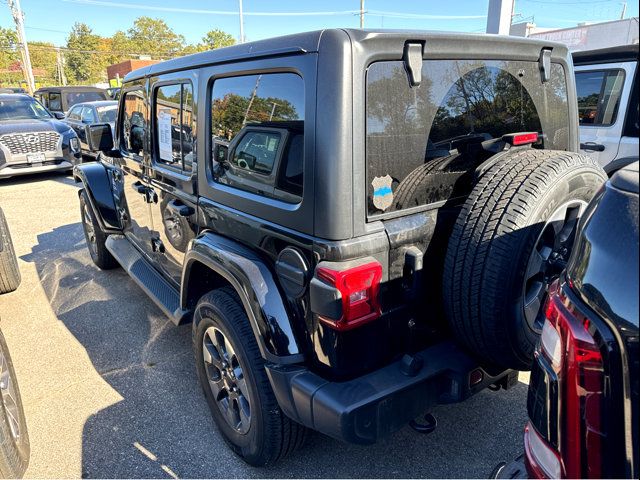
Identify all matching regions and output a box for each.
[0,132,60,155]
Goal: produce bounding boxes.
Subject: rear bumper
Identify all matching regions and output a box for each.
[266,341,516,444]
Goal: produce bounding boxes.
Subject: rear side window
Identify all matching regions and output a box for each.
[576,69,625,126]
[210,72,304,202]
[366,59,570,216]
[81,106,96,123]
[49,93,61,111]
[121,90,147,158]
[67,105,82,121]
[154,83,195,171]
[66,91,107,108]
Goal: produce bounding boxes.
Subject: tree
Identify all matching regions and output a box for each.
[65,22,103,83]
[126,17,185,57]
[0,27,21,86]
[200,29,235,50]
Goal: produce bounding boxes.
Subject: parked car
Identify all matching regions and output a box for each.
[32,86,109,116]
[0,94,82,179]
[574,45,639,174]
[494,161,639,479]
[0,88,27,95]
[74,29,607,466]
[0,206,30,478]
[62,101,118,157]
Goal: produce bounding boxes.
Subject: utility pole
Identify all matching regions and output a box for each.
[620,2,627,20]
[238,0,245,43]
[7,0,35,94]
[360,0,365,28]
[486,0,514,34]
[55,48,67,86]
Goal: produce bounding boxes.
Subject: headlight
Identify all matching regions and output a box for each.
[69,136,80,153]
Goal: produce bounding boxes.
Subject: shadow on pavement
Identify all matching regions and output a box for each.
[22,222,528,478]
[0,171,77,188]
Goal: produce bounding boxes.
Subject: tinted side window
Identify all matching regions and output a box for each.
[121,90,147,157]
[154,83,195,171]
[576,69,625,126]
[67,105,82,121]
[49,93,62,111]
[81,106,96,123]
[210,72,304,201]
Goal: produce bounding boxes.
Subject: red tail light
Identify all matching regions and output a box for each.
[503,132,539,146]
[525,282,605,478]
[316,262,382,331]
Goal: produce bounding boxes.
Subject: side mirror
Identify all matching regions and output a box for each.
[86,123,113,153]
[214,143,229,167]
[53,111,65,120]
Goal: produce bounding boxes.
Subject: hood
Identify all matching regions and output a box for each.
[0,118,75,136]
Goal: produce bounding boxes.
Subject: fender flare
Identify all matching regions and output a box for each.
[604,156,639,176]
[182,232,304,365]
[73,163,121,233]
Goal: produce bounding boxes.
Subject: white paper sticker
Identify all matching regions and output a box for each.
[158,111,174,162]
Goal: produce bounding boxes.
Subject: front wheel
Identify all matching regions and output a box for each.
[193,287,306,466]
[443,149,607,370]
[79,189,118,270]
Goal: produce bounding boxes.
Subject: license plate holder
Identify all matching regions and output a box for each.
[26,152,46,166]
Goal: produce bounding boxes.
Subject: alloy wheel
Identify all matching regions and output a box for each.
[0,347,21,441]
[522,200,588,332]
[202,326,251,434]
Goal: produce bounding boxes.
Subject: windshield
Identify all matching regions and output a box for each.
[66,91,107,108]
[366,59,570,216]
[0,98,52,121]
[97,105,117,123]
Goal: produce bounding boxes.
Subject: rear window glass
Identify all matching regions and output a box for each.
[66,91,107,108]
[575,69,625,126]
[366,60,569,216]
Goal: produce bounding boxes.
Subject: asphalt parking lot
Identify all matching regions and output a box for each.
[0,171,530,478]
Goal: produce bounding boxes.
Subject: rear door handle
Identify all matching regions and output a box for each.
[167,199,194,217]
[580,142,605,152]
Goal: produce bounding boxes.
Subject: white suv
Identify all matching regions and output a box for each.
[573,45,639,174]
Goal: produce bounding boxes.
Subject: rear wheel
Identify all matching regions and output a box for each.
[0,208,20,295]
[193,287,307,466]
[443,149,606,370]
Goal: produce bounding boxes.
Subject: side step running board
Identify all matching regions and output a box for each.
[105,235,190,325]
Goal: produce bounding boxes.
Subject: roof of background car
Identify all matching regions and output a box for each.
[124,28,570,82]
[572,44,639,65]
[0,93,35,101]
[73,100,118,108]
[33,86,108,94]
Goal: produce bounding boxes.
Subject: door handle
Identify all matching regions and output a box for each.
[167,199,194,217]
[580,142,605,152]
[132,181,147,194]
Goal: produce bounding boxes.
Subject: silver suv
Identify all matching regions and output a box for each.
[0,94,81,179]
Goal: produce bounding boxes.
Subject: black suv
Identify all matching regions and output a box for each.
[74,29,607,466]
[495,162,639,479]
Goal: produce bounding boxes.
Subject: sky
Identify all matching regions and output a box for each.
[1,0,638,48]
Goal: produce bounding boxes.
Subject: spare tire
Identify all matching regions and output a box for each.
[443,149,606,370]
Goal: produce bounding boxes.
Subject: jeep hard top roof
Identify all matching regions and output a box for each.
[33,86,107,94]
[572,44,639,66]
[125,28,570,82]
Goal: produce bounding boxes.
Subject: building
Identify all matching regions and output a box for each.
[511,17,639,51]
[106,59,160,86]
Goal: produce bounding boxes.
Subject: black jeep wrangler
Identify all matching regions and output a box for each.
[74,29,606,466]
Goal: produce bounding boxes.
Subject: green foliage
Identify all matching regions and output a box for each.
[126,17,185,56]
[65,22,102,83]
[0,27,21,86]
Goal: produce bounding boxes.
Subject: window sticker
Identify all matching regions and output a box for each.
[372,174,394,211]
[158,110,173,162]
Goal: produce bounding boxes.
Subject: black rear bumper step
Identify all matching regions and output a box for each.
[266,341,515,445]
[105,235,190,325]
